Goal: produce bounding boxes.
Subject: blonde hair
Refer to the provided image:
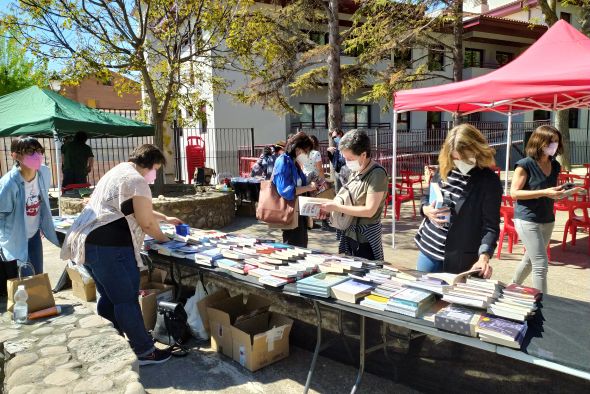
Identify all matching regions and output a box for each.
[438,124,496,181]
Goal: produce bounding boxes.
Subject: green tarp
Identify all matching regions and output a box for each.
[0,86,154,137]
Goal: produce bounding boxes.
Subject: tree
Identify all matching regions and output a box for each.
[0,35,49,96]
[2,0,245,190]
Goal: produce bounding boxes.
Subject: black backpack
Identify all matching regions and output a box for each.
[152,301,191,356]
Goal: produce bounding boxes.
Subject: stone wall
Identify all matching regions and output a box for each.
[0,301,144,394]
[60,190,235,230]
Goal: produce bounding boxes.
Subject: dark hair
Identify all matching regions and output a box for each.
[526,125,563,160]
[331,129,344,138]
[74,131,88,143]
[263,145,272,156]
[285,132,313,158]
[310,135,320,150]
[11,137,45,156]
[338,129,372,157]
[128,144,167,169]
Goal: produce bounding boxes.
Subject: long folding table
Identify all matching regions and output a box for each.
[142,251,590,393]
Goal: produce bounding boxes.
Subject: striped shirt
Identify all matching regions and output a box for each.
[415,170,471,262]
[338,222,384,261]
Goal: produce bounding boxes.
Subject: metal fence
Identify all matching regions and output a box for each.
[175,127,255,183]
[570,143,590,164]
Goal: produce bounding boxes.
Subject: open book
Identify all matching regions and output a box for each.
[423,268,482,286]
[298,196,333,217]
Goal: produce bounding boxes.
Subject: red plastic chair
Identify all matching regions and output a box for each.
[562,201,590,254]
[584,164,590,176]
[491,166,502,178]
[383,183,416,220]
[501,195,514,207]
[400,170,424,195]
[497,206,518,260]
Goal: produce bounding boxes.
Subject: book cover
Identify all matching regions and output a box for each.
[434,305,481,337]
[503,284,542,300]
[298,196,332,217]
[392,288,434,305]
[476,315,526,340]
[331,280,374,303]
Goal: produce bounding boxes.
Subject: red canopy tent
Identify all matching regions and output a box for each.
[390,20,590,247]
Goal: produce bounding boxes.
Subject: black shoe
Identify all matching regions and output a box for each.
[138,348,172,366]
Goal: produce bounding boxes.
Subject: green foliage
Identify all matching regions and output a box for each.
[0,35,49,96]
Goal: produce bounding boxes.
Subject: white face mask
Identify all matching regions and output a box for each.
[453,158,476,175]
[346,159,361,172]
[543,142,559,157]
[296,152,308,164]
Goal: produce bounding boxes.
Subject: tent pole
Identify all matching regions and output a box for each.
[53,130,63,216]
[504,110,513,195]
[392,110,398,249]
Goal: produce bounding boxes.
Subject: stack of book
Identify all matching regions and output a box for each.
[216,259,257,275]
[441,277,503,309]
[408,269,482,295]
[386,288,436,318]
[476,314,528,349]
[360,294,389,311]
[487,284,541,321]
[330,279,374,304]
[434,304,482,337]
[296,273,348,298]
[194,248,223,267]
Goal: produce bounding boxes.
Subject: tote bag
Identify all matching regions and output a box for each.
[256,180,296,226]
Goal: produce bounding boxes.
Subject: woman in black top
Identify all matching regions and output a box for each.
[510,126,583,294]
[415,124,502,276]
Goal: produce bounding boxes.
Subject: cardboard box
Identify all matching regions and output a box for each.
[231,312,293,372]
[140,268,175,302]
[66,267,96,302]
[139,290,158,330]
[207,294,271,358]
[197,288,230,335]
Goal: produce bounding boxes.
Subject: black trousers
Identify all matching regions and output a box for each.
[0,259,18,296]
[345,236,375,260]
[282,215,309,248]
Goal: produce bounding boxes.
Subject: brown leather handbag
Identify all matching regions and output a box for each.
[256,180,296,225]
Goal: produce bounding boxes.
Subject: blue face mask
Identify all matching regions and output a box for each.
[334,137,340,145]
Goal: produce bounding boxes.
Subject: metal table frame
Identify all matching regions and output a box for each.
[144,252,590,393]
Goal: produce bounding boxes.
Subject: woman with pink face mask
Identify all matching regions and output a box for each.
[61,144,182,365]
[510,126,580,294]
[0,137,59,296]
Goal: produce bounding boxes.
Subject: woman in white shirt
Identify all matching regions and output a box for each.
[302,135,324,180]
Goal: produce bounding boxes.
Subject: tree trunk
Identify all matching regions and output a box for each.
[555,109,571,170]
[451,0,463,125]
[327,0,342,190]
[327,0,342,136]
[153,113,166,195]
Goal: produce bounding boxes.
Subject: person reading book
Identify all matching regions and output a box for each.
[509,126,584,294]
[414,124,502,277]
[320,129,388,261]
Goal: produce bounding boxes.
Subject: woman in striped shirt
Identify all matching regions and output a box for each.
[415,124,502,277]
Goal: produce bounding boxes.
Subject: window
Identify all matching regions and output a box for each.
[560,12,571,23]
[394,48,412,69]
[464,48,484,68]
[397,112,410,130]
[569,109,579,128]
[344,105,370,128]
[309,31,328,45]
[427,112,442,129]
[496,51,514,66]
[428,46,445,71]
[533,110,551,121]
[300,103,327,128]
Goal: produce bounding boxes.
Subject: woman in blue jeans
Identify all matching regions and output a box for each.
[415,124,501,277]
[62,144,182,365]
[0,137,59,296]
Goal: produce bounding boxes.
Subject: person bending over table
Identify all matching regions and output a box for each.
[414,124,501,277]
[510,125,584,294]
[61,144,182,366]
[320,129,388,260]
[273,132,318,247]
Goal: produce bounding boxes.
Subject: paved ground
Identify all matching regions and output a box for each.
[32,167,589,393]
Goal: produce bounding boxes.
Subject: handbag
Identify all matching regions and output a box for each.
[152,301,191,356]
[330,164,385,231]
[267,198,300,230]
[7,262,56,313]
[256,179,295,225]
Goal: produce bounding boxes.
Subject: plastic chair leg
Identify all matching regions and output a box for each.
[497,231,504,260]
[508,233,514,254]
[572,224,578,246]
[562,220,570,251]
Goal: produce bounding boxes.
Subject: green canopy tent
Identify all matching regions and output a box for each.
[0,86,154,212]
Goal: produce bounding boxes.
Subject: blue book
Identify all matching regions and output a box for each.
[429,182,444,209]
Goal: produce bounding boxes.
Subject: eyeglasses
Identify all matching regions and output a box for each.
[20,147,45,155]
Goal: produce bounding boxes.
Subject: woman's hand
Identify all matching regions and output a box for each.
[423,202,450,226]
[320,201,339,213]
[471,254,493,279]
[165,216,183,225]
[545,186,566,200]
[307,182,318,193]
